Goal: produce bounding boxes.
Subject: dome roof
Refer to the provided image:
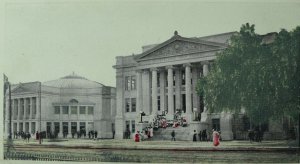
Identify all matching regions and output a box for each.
[43,73,104,89]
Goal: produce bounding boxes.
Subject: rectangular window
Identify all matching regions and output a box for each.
[79,106,86,114]
[71,122,77,133]
[125,121,130,131]
[54,106,60,114]
[131,76,136,90]
[88,106,94,115]
[62,106,69,114]
[125,98,130,112]
[80,122,86,131]
[125,76,130,90]
[32,97,36,115]
[173,71,176,86]
[131,98,136,112]
[54,122,60,134]
[131,120,135,133]
[20,99,24,116]
[27,98,31,116]
[212,119,220,131]
[157,73,160,87]
[31,122,36,134]
[182,70,185,85]
[157,96,160,111]
[71,106,77,114]
[63,122,68,134]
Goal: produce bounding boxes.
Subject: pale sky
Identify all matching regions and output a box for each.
[1,0,300,87]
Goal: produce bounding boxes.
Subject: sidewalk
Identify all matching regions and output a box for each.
[6,139,299,152]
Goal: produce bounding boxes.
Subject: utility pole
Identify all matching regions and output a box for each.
[39,81,42,144]
[4,74,13,152]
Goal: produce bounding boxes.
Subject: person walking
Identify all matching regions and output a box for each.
[212,129,220,146]
[135,131,140,142]
[198,130,202,141]
[95,131,98,139]
[193,130,197,142]
[171,130,176,141]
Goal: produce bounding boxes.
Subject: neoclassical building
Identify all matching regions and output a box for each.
[4,73,116,139]
[113,31,289,140]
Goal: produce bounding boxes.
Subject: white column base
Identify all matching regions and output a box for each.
[114,117,124,139]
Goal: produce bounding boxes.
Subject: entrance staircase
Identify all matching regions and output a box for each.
[152,126,193,141]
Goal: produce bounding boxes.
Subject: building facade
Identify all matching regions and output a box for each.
[113,31,289,140]
[4,73,116,139]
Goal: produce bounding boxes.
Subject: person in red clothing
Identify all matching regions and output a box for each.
[135,131,140,142]
[212,129,220,146]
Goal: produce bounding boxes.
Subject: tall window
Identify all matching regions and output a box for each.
[131,120,135,133]
[131,76,136,90]
[71,106,77,114]
[157,73,160,87]
[125,121,130,131]
[62,106,69,114]
[54,106,60,114]
[131,98,136,112]
[88,106,94,115]
[26,98,31,116]
[125,76,130,90]
[173,72,176,86]
[79,106,86,114]
[182,70,185,85]
[32,97,36,115]
[157,96,161,111]
[125,98,130,112]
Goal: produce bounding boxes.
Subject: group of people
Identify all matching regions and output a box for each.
[192,129,209,142]
[248,129,264,142]
[134,127,154,142]
[13,131,31,142]
[170,129,221,147]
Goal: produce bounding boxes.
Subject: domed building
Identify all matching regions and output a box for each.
[4,73,116,139]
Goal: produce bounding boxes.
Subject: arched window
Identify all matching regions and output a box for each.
[69,99,79,103]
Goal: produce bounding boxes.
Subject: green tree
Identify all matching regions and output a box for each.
[197,23,300,126]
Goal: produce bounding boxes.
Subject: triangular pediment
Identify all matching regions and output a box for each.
[11,82,39,94]
[136,36,227,61]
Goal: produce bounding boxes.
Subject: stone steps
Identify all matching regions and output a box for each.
[152,126,195,141]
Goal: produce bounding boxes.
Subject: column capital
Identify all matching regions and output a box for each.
[143,69,150,74]
[191,63,202,69]
[201,61,210,65]
[150,67,158,72]
[135,69,143,73]
[183,63,191,67]
[165,65,174,70]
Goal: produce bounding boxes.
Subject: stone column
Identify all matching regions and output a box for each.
[24,98,28,120]
[159,70,166,113]
[30,97,33,119]
[201,62,210,123]
[202,62,209,112]
[36,95,41,132]
[29,121,32,134]
[115,69,125,139]
[18,99,21,120]
[175,68,182,110]
[5,98,9,138]
[11,99,15,120]
[167,66,174,116]
[184,63,192,122]
[151,68,158,115]
[68,122,71,136]
[59,122,63,138]
[136,70,143,113]
[192,65,201,115]
[142,69,151,115]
